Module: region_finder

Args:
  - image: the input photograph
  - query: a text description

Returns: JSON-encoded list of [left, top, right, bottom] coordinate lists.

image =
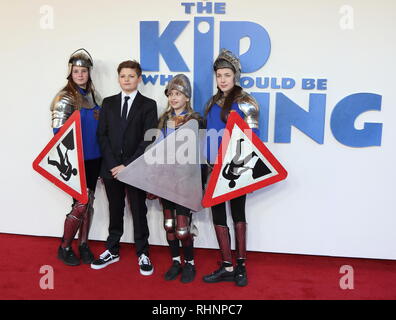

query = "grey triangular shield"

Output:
[[117, 119, 203, 212]]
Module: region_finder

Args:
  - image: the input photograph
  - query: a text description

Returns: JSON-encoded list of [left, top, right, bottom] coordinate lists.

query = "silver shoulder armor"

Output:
[[237, 94, 259, 129], [94, 91, 103, 107], [50, 91, 76, 128]]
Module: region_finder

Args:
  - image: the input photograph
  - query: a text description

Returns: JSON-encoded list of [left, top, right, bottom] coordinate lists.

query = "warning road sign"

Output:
[[32, 111, 88, 204], [202, 111, 287, 207]]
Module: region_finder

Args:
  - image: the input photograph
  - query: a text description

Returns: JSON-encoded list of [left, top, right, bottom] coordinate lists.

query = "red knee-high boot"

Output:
[[163, 208, 180, 258], [202, 225, 234, 283], [58, 201, 87, 266], [215, 225, 232, 263], [78, 190, 95, 264]]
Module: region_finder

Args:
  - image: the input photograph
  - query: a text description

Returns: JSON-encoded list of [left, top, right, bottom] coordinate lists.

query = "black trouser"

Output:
[[211, 194, 246, 226], [103, 178, 149, 257]]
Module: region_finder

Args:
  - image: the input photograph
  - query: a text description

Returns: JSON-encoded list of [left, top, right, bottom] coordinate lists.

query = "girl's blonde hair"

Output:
[[158, 91, 194, 130]]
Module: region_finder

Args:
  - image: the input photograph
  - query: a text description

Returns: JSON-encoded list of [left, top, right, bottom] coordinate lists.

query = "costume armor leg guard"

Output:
[[164, 208, 177, 242], [77, 190, 95, 264], [78, 190, 95, 245], [233, 222, 248, 286], [175, 215, 194, 261], [175, 215, 192, 242], [234, 222, 247, 260], [61, 201, 87, 248], [78, 205, 92, 245], [214, 225, 232, 264], [167, 232, 177, 241], [163, 209, 176, 233]]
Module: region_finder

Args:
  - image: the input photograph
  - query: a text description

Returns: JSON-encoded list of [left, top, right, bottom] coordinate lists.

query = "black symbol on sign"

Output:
[[47, 131, 77, 181], [222, 138, 271, 188]]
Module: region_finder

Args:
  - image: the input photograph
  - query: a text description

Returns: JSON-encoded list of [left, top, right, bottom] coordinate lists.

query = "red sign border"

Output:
[[202, 111, 288, 208], [32, 111, 88, 204]]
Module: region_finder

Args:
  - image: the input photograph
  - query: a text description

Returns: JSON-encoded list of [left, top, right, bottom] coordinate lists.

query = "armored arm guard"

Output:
[[237, 92, 259, 129], [50, 91, 76, 128]]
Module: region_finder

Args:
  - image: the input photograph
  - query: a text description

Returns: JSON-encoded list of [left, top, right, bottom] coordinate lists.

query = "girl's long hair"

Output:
[[158, 98, 194, 130], [205, 84, 242, 123], [62, 66, 97, 108]]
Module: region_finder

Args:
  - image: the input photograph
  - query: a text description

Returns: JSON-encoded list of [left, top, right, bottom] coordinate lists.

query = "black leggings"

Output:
[[84, 158, 102, 191], [71, 158, 101, 205], [211, 195, 246, 226], [161, 198, 191, 218]]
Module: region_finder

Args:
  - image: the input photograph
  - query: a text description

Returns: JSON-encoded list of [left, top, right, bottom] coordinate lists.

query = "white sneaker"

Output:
[[138, 254, 154, 276], [90, 250, 120, 270]]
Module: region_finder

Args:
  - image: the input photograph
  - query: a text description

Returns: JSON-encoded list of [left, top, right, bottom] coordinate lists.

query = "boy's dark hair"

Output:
[[117, 60, 142, 77]]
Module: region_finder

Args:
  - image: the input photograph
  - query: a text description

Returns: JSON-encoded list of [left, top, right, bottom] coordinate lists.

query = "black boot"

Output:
[[164, 260, 182, 280], [58, 246, 80, 266], [234, 259, 248, 287], [181, 262, 196, 283], [79, 243, 94, 264], [203, 262, 235, 283]]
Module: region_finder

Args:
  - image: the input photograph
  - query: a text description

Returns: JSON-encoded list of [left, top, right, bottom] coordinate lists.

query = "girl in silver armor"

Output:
[[156, 74, 203, 283], [202, 49, 260, 286], [50, 49, 102, 266]]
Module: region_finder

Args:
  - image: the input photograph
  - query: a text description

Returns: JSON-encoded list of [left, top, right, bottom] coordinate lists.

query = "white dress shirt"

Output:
[[121, 90, 138, 117]]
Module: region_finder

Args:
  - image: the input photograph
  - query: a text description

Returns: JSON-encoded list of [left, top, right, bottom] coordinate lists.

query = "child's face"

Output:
[[168, 89, 189, 113], [216, 68, 235, 95], [71, 66, 89, 88], [118, 68, 141, 93]]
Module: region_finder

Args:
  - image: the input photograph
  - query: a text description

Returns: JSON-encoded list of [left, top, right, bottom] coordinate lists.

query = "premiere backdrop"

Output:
[[1, 0, 395, 259]]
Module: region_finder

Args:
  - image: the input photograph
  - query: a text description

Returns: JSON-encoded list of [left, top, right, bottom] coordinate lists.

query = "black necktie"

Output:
[[121, 96, 130, 121]]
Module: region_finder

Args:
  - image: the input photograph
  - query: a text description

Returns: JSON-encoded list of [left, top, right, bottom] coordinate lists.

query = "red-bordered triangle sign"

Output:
[[32, 111, 88, 204], [202, 111, 288, 208]]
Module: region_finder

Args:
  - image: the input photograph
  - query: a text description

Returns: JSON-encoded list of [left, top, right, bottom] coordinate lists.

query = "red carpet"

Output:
[[1, 233, 396, 300]]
